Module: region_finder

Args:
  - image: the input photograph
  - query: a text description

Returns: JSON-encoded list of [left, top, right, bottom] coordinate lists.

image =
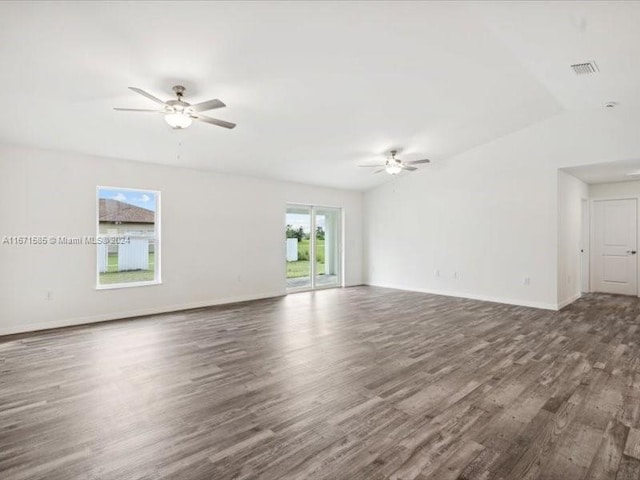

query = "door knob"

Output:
[[628, 250, 637, 255]]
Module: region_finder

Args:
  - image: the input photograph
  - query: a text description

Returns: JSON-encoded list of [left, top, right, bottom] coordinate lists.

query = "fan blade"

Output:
[[114, 108, 162, 112], [359, 164, 384, 168], [128, 87, 166, 105], [192, 114, 236, 129], [401, 165, 418, 171], [190, 98, 225, 112], [404, 159, 430, 165]]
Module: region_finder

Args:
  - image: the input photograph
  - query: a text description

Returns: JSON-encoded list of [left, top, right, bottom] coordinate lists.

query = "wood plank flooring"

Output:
[[1, 286, 640, 479]]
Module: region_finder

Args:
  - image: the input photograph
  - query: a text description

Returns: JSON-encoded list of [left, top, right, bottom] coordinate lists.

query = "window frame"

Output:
[[95, 186, 162, 290]]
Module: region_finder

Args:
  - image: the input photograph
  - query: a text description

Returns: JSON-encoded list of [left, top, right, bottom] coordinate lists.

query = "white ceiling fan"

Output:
[[360, 150, 430, 175], [114, 85, 236, 130]]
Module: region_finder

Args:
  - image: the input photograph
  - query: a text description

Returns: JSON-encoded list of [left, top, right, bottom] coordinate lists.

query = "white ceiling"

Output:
[[564, 158, 640, 185], [0, 1, 638, 190]]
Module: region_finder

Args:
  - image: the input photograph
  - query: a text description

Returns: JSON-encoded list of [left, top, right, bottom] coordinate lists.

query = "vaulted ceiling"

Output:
[[0, 1, 638, 190]]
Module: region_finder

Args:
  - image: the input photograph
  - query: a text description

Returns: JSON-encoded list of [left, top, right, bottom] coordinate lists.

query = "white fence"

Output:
[[286, 238, 298, 261], [99, 235, 152, 272], [98, 243, 108, 273], [118, 238, 149, 271]]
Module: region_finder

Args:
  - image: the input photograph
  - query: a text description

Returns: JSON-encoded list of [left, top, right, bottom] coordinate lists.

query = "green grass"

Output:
[[286, 260, 325, 278], [99, 252, 155, 285], [286, 239, 326, 278], [296, 239, 324, 262]]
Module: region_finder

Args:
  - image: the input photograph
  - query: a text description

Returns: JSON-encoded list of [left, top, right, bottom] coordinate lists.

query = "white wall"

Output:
[[364, 109, 640, 310], [0, 144, 363, 335], [557, 171, 588, 308], [590, 180, 640, 199]]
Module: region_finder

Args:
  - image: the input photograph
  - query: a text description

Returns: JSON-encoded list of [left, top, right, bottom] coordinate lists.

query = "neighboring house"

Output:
[[99, 199, 156, 253], [98, 199, 155, 235]]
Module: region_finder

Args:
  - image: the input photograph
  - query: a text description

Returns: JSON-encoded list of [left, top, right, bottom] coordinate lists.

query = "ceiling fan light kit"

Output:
[[360, 149, 430, 176], [115, 85, 236, 130], [385, 162, 402, 175], [165, 112, 193, 129]]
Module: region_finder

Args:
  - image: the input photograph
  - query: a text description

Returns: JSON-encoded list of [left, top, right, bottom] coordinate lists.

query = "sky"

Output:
[[98, 187, 157, 212]]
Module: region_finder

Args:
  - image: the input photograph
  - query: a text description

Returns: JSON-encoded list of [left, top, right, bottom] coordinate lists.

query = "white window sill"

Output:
[[96, 280, 162, 290]]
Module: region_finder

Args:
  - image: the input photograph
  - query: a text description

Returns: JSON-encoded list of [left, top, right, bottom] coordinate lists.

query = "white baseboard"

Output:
[[366, 282, 559, 311], [1, 284, 567, 337], [0, 290, 286, 337], [557, 292, 582, 310]]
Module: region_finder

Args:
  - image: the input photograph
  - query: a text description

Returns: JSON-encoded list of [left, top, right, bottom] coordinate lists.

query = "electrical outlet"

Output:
[[452, 271, 459, 279], [434, 269, 440, 277], [46, 290, 53, 301], [523, 277, 531, 286]]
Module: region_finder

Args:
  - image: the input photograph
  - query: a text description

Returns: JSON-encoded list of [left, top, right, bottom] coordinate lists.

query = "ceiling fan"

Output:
[[114, 85, 236, 130], [360, 150, 430, 175]]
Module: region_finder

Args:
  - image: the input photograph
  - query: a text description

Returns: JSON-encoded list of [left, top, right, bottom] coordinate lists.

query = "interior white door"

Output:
[[591, 199, 638, 296]]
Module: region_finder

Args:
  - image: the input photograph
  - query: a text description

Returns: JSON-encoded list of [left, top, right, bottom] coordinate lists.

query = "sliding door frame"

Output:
[[285, 203, 343, 292]]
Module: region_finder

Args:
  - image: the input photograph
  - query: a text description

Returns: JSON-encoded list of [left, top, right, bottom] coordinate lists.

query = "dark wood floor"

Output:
[[1, 287, 640, 479]]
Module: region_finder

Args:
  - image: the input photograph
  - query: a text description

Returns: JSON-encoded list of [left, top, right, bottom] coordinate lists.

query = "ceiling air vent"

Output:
[[570, 62, 599, 75]]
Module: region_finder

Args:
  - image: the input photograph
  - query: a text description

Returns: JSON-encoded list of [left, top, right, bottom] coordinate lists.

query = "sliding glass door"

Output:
[[285, 205, 313, 290], [286, 204, 341, 291]]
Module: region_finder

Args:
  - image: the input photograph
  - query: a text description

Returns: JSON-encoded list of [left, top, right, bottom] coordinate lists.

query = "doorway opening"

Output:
[[285, 204, 342, 291], [561, 160, 640, 304], [580, 198, 590, 293]]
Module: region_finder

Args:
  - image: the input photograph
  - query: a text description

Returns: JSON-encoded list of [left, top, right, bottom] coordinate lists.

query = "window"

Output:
[[96, 186, 160, 288]]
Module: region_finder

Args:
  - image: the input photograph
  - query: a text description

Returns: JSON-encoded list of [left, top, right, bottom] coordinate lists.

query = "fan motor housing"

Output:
[[165, 99, 190, 111]]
